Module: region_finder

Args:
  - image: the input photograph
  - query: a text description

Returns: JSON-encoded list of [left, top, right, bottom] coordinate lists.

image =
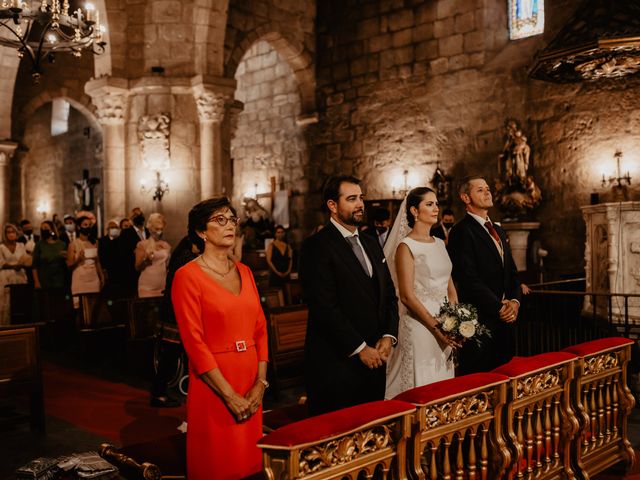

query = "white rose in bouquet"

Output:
[[459, 321, 476, 339], [458, 306, 471, 317], [441, 315, 457, 332]]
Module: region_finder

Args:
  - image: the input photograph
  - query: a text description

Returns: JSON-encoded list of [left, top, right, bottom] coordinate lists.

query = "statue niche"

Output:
[[494, 119, 542, 220]]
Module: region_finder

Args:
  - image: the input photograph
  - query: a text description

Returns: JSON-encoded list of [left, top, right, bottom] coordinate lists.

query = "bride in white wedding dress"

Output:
[[384, 187, 461, 399]]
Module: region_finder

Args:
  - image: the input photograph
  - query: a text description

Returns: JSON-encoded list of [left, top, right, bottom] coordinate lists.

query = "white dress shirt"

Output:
[[329, 217, 397, 356]]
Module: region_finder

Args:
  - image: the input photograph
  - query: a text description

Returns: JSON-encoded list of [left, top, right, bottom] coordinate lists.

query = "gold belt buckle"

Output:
[[235, 340, 247, 352]]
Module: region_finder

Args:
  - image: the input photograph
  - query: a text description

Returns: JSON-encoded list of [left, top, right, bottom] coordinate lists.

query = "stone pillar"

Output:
[[85, 77, 129, 221], [501, 221, 540, 272], [192, 77, 236, 199], [0, 141, 18, 228]]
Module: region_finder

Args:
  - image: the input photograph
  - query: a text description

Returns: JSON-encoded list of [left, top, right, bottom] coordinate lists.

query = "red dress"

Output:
[[172, 261, 269, 480]]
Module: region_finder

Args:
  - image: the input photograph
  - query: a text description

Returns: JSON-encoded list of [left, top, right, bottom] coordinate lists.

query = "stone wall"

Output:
[[18, 102, 103, 225], [312, 0, 640, 278], [231, 40, 306, 223]]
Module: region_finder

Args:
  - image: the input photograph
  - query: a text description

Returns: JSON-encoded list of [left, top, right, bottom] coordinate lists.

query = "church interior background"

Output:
[[2, 0, 640, 477]]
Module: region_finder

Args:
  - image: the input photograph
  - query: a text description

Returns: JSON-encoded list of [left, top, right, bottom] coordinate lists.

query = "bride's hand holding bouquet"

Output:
[[436, 299, 491, 363]]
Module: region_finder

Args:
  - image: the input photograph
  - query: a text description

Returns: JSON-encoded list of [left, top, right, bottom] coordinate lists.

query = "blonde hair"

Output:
[[147, 213, 166, 229]]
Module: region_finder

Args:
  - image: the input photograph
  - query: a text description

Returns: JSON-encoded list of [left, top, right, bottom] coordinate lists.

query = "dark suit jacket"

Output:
[[118, 226, 149, 297], [447, 213, 521, 374], [299, 221, 399, 414], [430, 224, 447, 241]]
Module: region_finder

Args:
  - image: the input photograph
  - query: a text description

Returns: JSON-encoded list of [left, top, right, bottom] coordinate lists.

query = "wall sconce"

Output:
[[392, 170, 411, 198], [36, 201, 49, 218], [141, 171, 169, 202], [602, 150, 631, 189]]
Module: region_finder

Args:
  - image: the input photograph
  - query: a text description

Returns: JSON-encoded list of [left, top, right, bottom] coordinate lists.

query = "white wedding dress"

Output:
[[385, 236, 455, 399]]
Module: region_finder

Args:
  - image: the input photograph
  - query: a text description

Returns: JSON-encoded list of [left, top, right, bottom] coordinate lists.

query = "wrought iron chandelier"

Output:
[[0, 0, 106, 84]]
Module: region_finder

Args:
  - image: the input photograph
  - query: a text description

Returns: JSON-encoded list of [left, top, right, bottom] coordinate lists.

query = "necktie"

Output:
[[346, 236, 371, 277], [484, 221, 502, 246]]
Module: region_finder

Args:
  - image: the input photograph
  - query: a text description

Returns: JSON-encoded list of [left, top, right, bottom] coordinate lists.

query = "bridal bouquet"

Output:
[[437, 299, 491, 347]]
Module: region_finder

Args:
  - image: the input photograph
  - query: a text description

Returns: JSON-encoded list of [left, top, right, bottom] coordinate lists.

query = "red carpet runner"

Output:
[[43, 362, 186, 446]]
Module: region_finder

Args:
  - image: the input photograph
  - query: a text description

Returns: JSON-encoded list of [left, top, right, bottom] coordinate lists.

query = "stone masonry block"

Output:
[[415, 2, 437, 24], [151, 1, 182, 24], [439, 34, 464, 57], [455, 11, 475, 33], [413, 23, 434, 43], [350, 57, 368, 76], [430, 57, 449, 75], [448, 53, 469, 71], [434, 17, 454, 38], [358, 17, 380, 39], [388, 10, 414, 32], [369, 34, 392, 53], [393, 28, 413, 47], [415, 39, 439, 61], [464, 30, 485, 52]]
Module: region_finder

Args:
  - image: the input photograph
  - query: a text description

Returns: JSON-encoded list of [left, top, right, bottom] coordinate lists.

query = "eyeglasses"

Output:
[[208, 215, 239, 227]]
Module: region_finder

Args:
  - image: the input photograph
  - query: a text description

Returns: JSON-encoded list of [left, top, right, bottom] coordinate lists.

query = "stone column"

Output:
[[85, 77, 129, 221], [0, 141, 18, 228], [501, 221, 540, 272], [192, 77, 236, 199]]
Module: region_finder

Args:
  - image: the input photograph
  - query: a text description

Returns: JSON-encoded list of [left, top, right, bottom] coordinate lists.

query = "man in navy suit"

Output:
[[300, 176, 399, 415], [447, 175, 521, 374]]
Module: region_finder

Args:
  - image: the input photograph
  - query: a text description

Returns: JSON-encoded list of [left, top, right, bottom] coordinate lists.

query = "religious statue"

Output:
[[494, 119, 541, 220], [241, 198, 274, 250], [430, 164, 453, 207]]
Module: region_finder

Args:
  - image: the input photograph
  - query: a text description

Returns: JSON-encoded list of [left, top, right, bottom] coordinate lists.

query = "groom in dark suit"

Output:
[[447, 175, 521, 375], [300, 176, 399, 415]]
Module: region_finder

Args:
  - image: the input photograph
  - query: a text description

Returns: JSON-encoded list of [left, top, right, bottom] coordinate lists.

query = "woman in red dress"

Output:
[[172, 197, 269, 480]]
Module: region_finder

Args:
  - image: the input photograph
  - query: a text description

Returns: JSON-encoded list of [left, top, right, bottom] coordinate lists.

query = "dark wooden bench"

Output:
[[267, 305, 308, 396]]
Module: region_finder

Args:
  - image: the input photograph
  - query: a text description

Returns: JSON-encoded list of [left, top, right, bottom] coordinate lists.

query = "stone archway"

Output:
[[229, 35, 311, 241], [16, 97, 103, 224]]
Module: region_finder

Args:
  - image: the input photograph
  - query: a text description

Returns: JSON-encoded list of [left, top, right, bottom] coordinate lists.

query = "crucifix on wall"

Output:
[[73, 169, 100, 211]]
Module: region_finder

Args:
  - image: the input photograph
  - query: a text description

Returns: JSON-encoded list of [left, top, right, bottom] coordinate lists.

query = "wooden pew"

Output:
[[493, 352, 580, 480], [260, 288, 285, 310], [267, 305, 308, 396], [394, 373, 511, 480], [563, 337, 636, 478], [259, 400, 415, 480], [0, 324, 44, 432]]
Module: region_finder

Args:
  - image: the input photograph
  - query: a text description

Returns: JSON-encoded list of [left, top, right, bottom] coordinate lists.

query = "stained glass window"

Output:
[[509, 0, 544, 40]]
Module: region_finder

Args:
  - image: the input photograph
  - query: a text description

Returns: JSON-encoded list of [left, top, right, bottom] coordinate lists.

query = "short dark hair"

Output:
[[188, 197, 237, 252], [459, 175, 487, 196], [406, 187, 436, 228], [372, 207, 390, 223], [442, 208, 454, 217], [19, 219, 31, 227], [274, 225, 285, 232], [322, 175, 361, 209]]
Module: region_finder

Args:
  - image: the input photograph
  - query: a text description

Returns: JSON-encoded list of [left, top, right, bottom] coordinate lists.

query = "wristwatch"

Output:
[[258, 378, 269, 389]]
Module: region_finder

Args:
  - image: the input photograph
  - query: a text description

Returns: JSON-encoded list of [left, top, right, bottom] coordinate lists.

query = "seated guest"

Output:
[[135, 213, 171, 298], [266, 225, 292, 287], [0, 224, 29, 324], [150, 235, 200, 408], [67, 216, 104, 308], [172, 197, 269, 480]]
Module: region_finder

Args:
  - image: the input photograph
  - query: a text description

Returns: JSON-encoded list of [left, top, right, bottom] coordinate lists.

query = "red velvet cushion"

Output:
[[562, 337, 634, 357], [492, 352, 576, 377], [257, 400, 415, 448], [393, 373, 508, 405]]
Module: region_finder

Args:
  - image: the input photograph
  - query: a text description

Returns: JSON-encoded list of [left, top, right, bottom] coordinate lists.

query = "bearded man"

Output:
[[299, 175, 399, 415]]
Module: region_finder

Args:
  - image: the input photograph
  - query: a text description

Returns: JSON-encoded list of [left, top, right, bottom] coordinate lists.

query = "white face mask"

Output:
[[65, 223, 75, 233], [109, 228, 121, 238], [152, 230, 163, 239]]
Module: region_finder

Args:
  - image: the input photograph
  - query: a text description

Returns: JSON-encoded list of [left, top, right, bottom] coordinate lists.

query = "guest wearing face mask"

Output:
[[99, 219, 122, 297], [67, 216, 104, 308], [363, 207, 391, 248], [135, 213, 171, 298], [118, 208, 150, 298], [0, 224, 29, 324], [60, 214, 77, 246], [430, 208, 456, 245]]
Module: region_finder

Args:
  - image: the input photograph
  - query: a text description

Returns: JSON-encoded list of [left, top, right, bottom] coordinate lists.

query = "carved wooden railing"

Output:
[[394, 373, 511, 480], [258, 399, 415, 480], [99, 443, 162, 480], [493, 352, 579, 480], [563, 337, 636, 479]]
